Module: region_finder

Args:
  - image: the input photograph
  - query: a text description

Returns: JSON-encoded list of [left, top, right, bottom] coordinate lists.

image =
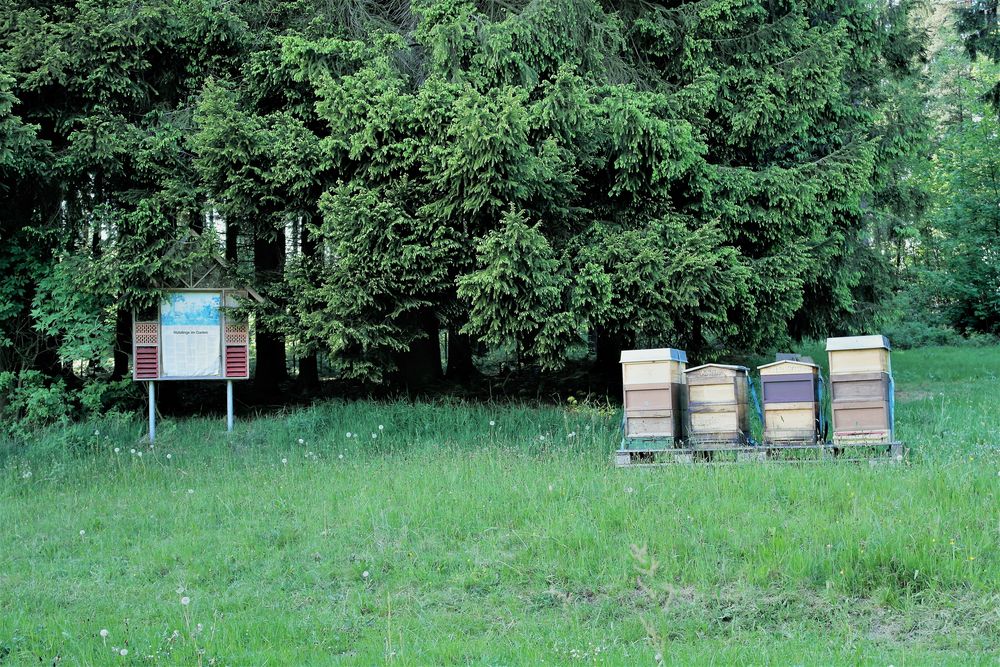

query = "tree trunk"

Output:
[[392, 310, 442, 393], [444, 327, 479, 385], [253, 228, 287, 390], [225, 218, 238, 264], [593, 326, 625, 394], [296, 222, 320, 390], [111, 307, 131, 380]]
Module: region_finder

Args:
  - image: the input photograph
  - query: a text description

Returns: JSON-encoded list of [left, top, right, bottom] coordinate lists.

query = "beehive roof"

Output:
[[620, 348, 688, 363], [684, 363, 749, 373], [825, 335, 890, 351], [758, 360, 818, 370]]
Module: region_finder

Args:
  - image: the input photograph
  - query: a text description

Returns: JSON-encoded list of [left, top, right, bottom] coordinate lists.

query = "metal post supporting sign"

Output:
[[226, 380, 234, 432], [148, 381, 156, 443]]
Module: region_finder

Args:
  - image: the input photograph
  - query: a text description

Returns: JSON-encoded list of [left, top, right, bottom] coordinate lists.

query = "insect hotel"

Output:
[[683, 364, 752, 447], [617, 348, 688, 457], [757, 360, 821, 444], [826, 336, 896, 448], [133, 234, 263, 441]]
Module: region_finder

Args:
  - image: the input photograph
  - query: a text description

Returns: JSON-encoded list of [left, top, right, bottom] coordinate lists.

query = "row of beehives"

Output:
[[620, 336, 894, 449]]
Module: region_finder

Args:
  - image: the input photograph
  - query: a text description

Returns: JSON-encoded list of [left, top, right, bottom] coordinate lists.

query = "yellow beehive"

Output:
[[620, 348, 687, 447], [684, 364, 751, 447], [758, 360, 820, 444], [826, 335, 891, 375]]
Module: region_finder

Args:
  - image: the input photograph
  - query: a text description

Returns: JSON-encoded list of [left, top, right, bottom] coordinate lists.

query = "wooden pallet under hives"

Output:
[[614, 440, 907, 467]]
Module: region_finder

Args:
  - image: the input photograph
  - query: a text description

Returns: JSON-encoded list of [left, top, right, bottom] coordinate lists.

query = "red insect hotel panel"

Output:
[[133, 321, 160, 379], [224, 319, 250, 379]]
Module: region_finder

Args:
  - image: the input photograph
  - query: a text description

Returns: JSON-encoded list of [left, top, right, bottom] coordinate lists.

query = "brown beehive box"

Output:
[[620, 348, 687, 447], [758, 360, 820, 444], [684, 364, 751, 447], [826, 336, 894, 444]]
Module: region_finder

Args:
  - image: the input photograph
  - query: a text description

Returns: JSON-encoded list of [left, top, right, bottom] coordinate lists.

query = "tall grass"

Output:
[[0, 346, 998, 663]]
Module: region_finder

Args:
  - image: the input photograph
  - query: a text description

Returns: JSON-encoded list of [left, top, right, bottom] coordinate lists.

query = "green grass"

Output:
[[1, 346, 999, 664]]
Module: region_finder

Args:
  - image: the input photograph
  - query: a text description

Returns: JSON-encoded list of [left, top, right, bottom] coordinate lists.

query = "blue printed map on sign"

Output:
[[160, 292, 221, 326]]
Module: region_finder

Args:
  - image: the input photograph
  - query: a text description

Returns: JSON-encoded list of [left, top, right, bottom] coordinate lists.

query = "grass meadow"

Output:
[[1, 345, 999, 664]]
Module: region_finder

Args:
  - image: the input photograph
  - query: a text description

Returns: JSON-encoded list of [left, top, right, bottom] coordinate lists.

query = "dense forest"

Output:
[[0, 0, 997, 426]]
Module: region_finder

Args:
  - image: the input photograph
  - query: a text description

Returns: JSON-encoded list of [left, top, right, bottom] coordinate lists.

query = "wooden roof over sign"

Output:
[[156, 229, 264, 302]]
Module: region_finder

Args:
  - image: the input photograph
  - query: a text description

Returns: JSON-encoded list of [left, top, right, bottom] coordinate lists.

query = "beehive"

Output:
[[827, 335, 891, 375], [758, 360, 820, 444], [684, 364, 751, 446], [620, 348, 688, 448], [826, 336, 894, 444]]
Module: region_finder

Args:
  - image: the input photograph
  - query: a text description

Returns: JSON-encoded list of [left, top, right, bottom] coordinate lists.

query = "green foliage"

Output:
[[457, 208, 581, 368], [2, 0, 944, 400], [891, 7, 1000, 340]]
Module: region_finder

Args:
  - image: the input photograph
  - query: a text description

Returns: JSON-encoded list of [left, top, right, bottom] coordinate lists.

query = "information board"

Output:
[[160, 291, 222, 378]]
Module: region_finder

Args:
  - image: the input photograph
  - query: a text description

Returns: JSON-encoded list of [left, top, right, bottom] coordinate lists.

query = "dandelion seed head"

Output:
[[166, 454, 171, 459], [137, 452, 143, 458], [187, 489, 194, 494], [298, 438, 304, 444], [338, 453, 344, 459], [281, 458, 287, 465], [180, 596, 190, 606], [80, 529, 86, 536], [489, 420, 495, 427], [130, 448, 136, 454], [378, 424, 384, 430], [119, 648, 128, 656], [345, 431, 351, 438], [94, 430, 100, 436], [114, 447, 120, 453], [22, 471, 31, 479], [362, 570, 369, 579]]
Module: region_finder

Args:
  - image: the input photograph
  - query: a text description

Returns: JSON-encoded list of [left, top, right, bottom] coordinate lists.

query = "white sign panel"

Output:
[[160, 292, 222, 378]]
